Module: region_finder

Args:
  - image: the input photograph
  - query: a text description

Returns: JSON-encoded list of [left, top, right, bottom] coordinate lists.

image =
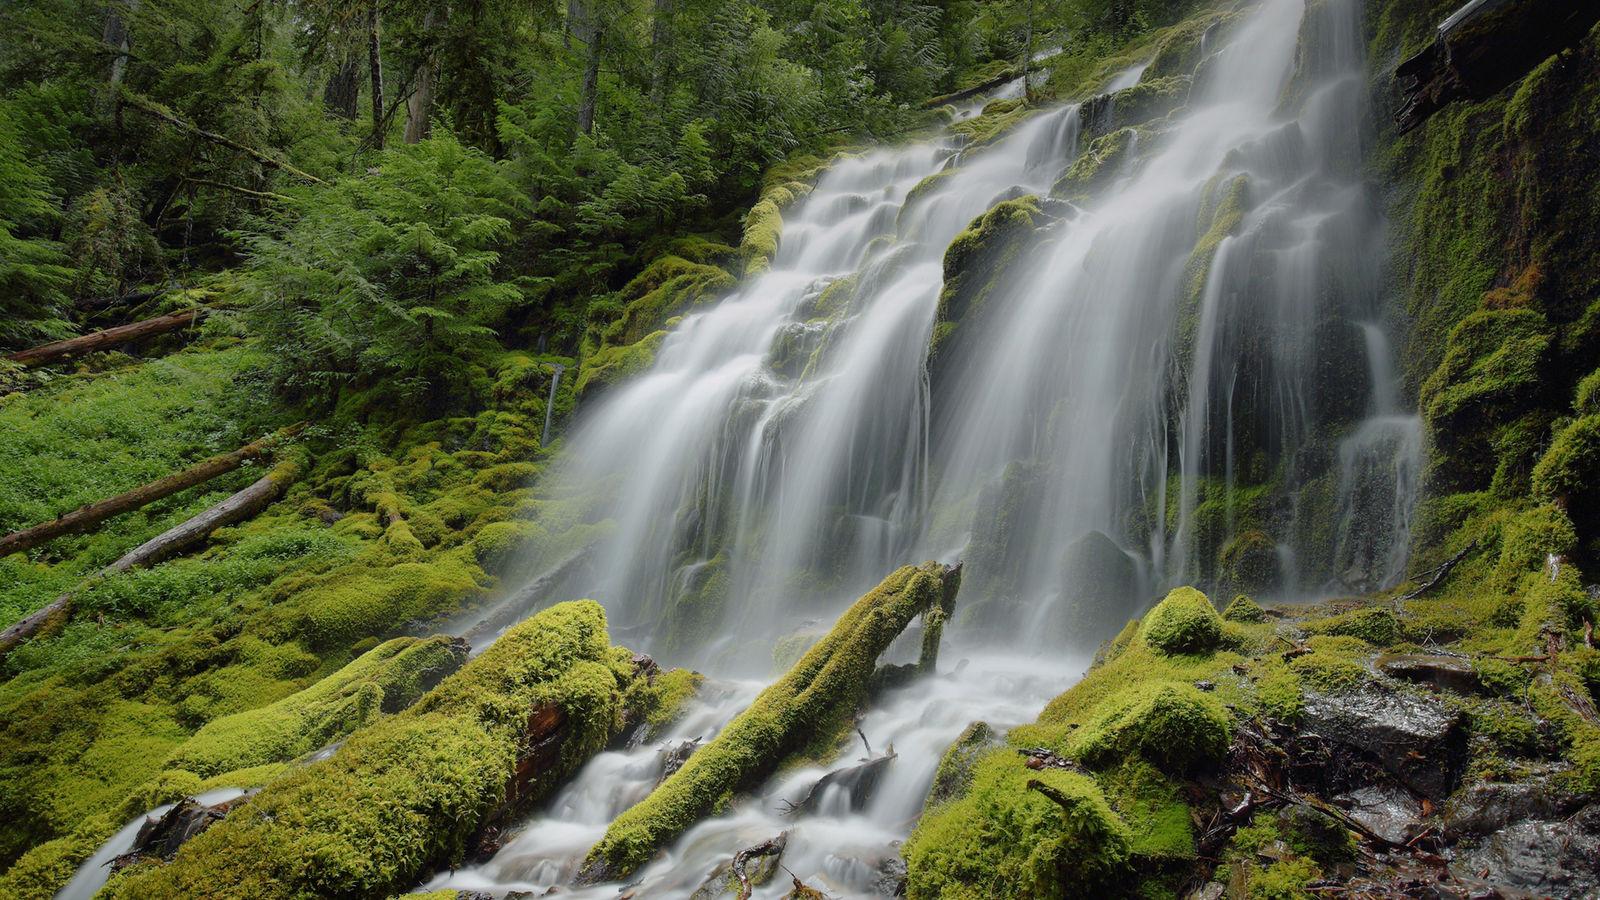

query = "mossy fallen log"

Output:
[[576, 561, 962, 884], [97, 600, 678, 900], [3, 307, 207, 367], [0, 423, 304, 560], [0, 454, 303, 658]]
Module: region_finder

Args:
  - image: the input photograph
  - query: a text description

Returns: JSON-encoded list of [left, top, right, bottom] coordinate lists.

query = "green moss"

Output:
[[100, 600, 639, 900], [0, 817, 114, 900], [1288, 636, 1372, 693], [580, 562, 957, 881], [623, 667, 705, 741], [740, 198, 784, 277], [1051, 128, 1135, 204], [162, 635, 467, 778], [924, 721, 998, 813], [612, 255, 736, 346], [575, 330, 666, 399], [1306, 607, 1398, 646], [1173, 174, 1250, 370], [1139, 587, 1226, 656], [1223, 594, 1266, 623], [772, 632, 822, 673], [937, 196, 1044, 333], [1220, 531, 1280, 593], [1097, 760, 1195, 861], [1071, 681, 1229, 775], [904, 762, 1131, 900], [1532, 413, 1600, 502]]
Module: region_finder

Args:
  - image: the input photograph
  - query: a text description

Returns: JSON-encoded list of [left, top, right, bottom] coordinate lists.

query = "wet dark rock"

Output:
[[1448, 804, 1600, 899], [1395, 0, 1600, 132], [1300, 685, 1468, 799], [872, 855, 909, 897], [1050, 530, 1140, 651], [787, 752, 896, 816], [111, 791, 255, 871], [1441, 778, 1588, 839], [658, 737, 701, 785], [1335, 784, 1427, 845], [1182, 883, 1226, 900], [1377, 653, 1482, 695]]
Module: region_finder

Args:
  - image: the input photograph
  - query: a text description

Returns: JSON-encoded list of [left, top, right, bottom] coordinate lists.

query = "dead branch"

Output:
[[1398, 539, 1477, 602], [119, 90, 326, 185]]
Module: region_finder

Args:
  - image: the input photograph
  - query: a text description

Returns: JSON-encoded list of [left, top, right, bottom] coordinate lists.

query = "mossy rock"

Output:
[[1051, 128, 1135, 205], [1223, 594, 1266, 623], [99, 601, 640, 900], [1139, 587, 1225, 656], [1307, 607, 1398, 646], [1220, 531, 1281, 594], [1071, 681, 1230, 775], [905, 757, 1131, 900], [923, 721, 1000, 813], [740, 198, 784, 276], [575, 331, 667, 399]]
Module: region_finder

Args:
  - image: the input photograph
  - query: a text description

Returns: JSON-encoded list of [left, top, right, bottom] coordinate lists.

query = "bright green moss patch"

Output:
[[162, 635, 467, 778], [579, 562, 958, 882], [100, 600, 640, 900], [740, 198, 784, 276], [575, 330, 666, 398], [905, 762, 1131, 900], [1140, 587, 1226, 655], [1071, 681, 1230, 774], [1223, 594, 1266, 623], [1051, 127, 1135, 204], [1306, 607, 1398, 646]]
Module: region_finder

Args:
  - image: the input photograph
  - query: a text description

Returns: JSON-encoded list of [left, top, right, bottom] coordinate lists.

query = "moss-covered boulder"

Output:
[[1139, 587, 1225, 655], [1050, 127, 1135, 204], [99, 601, 654, 900], [740, 197, 784, 276], [1222, 594, 1266, 623], [904, 763, 1131, 899], [1071, 681, 1230, 775], [922, 721, 1000, 813]]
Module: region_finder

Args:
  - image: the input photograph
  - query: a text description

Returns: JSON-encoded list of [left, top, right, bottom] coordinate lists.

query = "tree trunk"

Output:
[[404, 8, 439, 145], [0, 457, 300, 657], [324, 53, 361, 120], [103, 0, 139, 85], [5, 307, 206, 367], [648, 0, 676, 104], [0, 425, 303, 559], [573, 0, 603, 136], [1023, 0, 1036, 101], [368, 7, 385, 149]]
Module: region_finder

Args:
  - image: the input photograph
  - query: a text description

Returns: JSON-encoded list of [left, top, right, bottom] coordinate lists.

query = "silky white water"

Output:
[[423, 0, 1424, 895]]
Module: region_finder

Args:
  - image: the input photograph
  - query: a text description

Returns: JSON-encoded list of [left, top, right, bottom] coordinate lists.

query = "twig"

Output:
[[119, 89, 326, 184], [856, 727, 872, 757], [1398, 539, 1477, 602]]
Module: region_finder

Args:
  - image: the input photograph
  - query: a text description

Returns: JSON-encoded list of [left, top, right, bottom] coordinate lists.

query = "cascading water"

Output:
[[431, 0, 1421, 894]]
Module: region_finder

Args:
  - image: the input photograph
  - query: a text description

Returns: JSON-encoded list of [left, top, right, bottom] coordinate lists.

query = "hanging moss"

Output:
[[611, 255, 737, 346], [577, 562, 959, 883]]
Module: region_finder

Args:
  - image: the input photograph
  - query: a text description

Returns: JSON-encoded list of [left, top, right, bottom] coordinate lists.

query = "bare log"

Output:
[[5, 307, 206, 367], [0, 424, 304, 558], [0, 456, 300, 656]]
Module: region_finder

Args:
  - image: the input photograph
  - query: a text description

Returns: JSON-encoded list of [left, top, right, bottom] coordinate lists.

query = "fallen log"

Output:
[[576, 561, 962, 884], [5, 307, 206, 368], [0, 423, 303, 559], [0, 455, 301, 656], [119, 90, 327, 185]]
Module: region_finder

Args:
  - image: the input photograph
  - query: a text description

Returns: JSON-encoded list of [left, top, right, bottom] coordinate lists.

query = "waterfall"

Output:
[[540, 363, 565, 449], [432, 1, 1421, 892]]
